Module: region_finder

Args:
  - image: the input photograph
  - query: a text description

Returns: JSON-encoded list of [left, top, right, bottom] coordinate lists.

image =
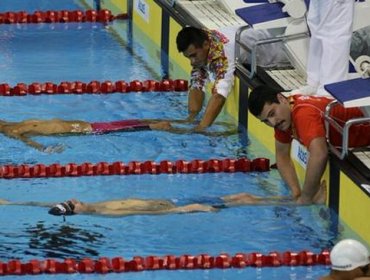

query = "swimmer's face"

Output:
[[257, 94, 292, 131], [182, 41, 210, 68]]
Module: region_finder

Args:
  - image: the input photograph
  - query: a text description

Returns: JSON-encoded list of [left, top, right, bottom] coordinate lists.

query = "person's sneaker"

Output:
[[284, 84, 318, 97]]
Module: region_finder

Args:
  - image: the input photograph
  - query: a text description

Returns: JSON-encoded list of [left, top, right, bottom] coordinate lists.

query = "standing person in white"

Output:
[[300, 0, 355, 96]]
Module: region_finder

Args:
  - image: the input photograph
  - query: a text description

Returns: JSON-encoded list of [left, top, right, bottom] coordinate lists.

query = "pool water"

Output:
[[0, 21, 159, 85], [0, 0, 342, 279], [0, 0, 84, 12]]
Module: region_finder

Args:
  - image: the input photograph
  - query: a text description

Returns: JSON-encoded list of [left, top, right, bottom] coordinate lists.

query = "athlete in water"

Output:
[[0, 118, 236, 152], [0, 185, 327, 217]]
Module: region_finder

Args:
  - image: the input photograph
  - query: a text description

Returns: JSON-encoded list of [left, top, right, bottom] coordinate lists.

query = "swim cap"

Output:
[[330, 239, 370, 271], [48, 200, 75, 216]]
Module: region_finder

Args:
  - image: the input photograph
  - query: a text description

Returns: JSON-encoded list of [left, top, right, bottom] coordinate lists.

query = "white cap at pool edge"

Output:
[[330, 239, 369, 271]]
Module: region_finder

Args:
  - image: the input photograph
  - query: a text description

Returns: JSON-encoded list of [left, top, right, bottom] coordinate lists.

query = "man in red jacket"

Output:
[[248, 85, 370, 204]]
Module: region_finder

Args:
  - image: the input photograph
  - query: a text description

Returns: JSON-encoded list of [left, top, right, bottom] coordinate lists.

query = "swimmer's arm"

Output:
[[142, 119, 190, 124], [144, 119, 237, 128], [171, 126, 238, 137], [149, 122, 237, 136], [223, 199, 294, 207], [0, 200, 55, 208], [86, 206, 215, 217], [4, 131, 64, 153], [3, 131, 46, 151], [19, 136, 46, 151], [221, 193, 295, 206], [87, 209, 182, 217]]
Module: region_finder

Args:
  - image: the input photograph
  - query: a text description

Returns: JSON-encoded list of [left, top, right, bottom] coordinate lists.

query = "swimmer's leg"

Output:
[[221, 193, 295, 206], [171, 203, 218, 213]]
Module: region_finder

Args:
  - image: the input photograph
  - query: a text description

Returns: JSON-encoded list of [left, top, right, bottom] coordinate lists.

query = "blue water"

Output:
[[0, 22, 159, 85], [0, 0, 338, 279], [0, 0, 83, 12]]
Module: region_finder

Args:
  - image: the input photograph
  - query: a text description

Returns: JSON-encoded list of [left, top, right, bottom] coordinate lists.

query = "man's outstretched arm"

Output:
[[195, 93, 226, 131], [297, 137, 328, 204], [275, 140, 301, 199], [187, 88, 205, 122]]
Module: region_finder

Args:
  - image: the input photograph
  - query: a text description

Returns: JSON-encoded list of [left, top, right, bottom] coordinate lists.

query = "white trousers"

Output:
[[306, 0, 354, 94]]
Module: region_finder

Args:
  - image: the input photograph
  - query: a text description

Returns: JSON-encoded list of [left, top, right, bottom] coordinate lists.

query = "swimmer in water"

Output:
[[0, 118, 237, 153], [0, 185, 327, 217]]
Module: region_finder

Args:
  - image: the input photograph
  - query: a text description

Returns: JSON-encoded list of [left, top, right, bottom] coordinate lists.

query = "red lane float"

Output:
[[0, 9, 127, 24], [0, 250, 331, 276], [0, 79, 188, 96], [0, 158, 270, 179]]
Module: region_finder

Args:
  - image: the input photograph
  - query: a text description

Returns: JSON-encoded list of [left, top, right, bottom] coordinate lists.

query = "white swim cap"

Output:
[[330, 239, 370, 271]]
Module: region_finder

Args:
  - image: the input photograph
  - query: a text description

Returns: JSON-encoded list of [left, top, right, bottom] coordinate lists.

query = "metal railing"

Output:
[[235, 25, 308, 79], [324, 100, 370, 159]]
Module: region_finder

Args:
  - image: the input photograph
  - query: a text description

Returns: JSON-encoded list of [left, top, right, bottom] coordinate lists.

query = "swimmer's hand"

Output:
[[42, 144, 65, 153]]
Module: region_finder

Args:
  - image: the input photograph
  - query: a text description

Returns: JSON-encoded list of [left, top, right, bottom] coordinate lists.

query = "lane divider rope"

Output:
[[0, 79, 188, 96], [0, 251, 331, 276], [0, 9, 127, 24], [0, 158, 270, 179]]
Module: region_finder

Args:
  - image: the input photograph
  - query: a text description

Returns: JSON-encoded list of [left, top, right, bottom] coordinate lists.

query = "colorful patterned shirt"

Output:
[[189, 27, 236, 98]]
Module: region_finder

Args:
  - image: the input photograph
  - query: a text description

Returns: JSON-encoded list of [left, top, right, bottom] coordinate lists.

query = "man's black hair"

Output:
[[248, 85, 282, 117], [176, 26, 208, 52]]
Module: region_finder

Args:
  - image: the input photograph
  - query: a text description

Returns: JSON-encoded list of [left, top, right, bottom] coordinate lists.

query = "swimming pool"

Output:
[[0, 0, 341, 279]]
